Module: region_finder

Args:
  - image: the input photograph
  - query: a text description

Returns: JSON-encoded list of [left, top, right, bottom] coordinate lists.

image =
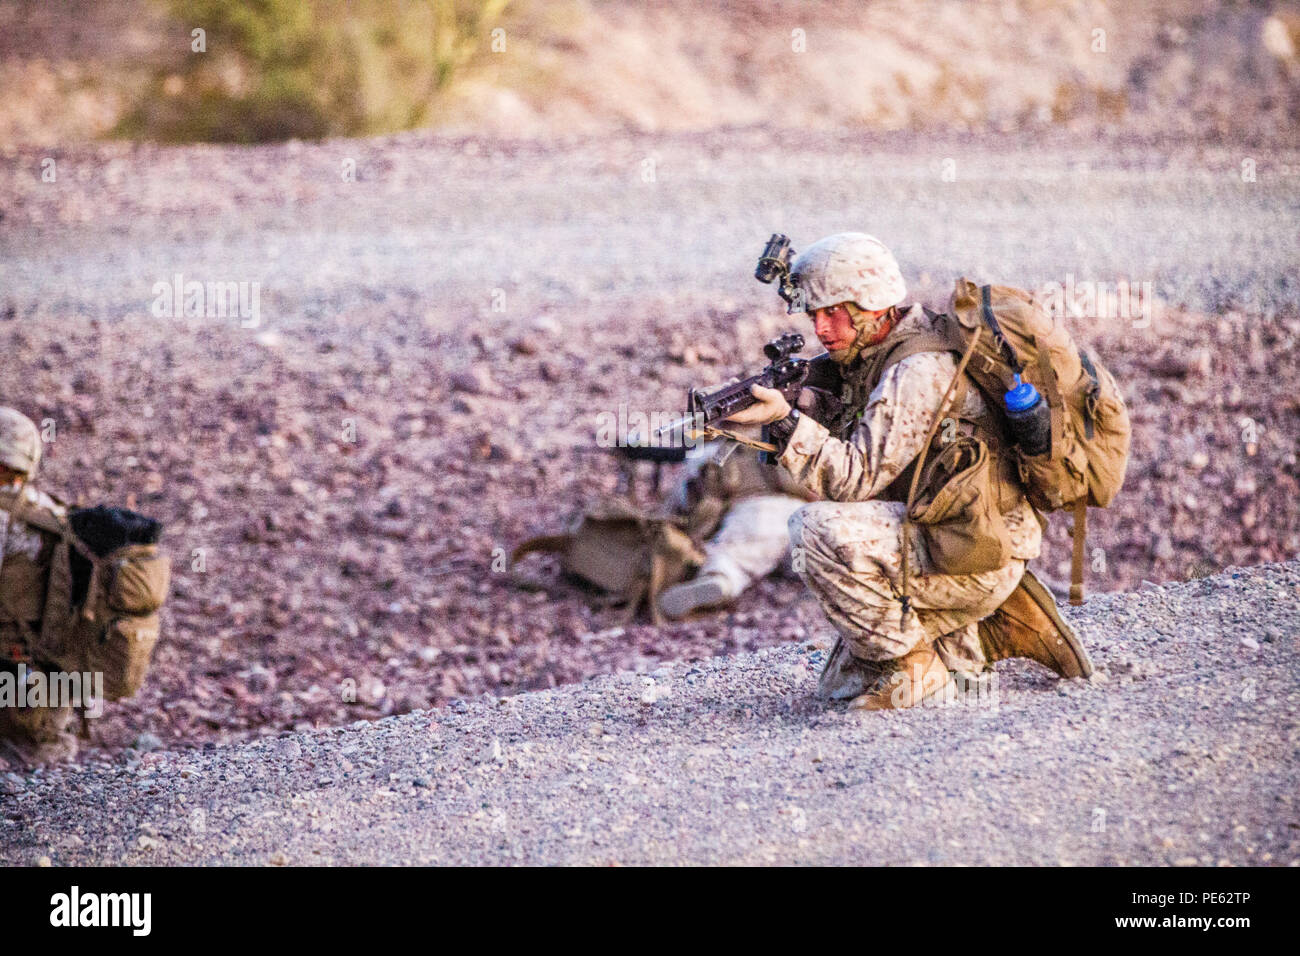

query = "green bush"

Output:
[[118, 0, 513, 143]]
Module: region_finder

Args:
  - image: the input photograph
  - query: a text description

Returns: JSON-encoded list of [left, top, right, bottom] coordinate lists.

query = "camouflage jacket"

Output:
[[777, 304, 1042, 561]]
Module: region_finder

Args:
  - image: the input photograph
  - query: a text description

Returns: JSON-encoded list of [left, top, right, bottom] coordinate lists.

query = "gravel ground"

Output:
[[2, 561, 1296, 866], [4, 128, 1299, 318], [0, 127, 1297, 758]]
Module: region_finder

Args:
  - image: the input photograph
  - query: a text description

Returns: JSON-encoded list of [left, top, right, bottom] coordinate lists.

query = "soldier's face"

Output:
[[810, 304, 856, 351]]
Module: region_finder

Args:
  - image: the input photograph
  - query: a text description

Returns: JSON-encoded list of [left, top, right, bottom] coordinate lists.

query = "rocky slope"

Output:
[[2, 561, 1297, 865]]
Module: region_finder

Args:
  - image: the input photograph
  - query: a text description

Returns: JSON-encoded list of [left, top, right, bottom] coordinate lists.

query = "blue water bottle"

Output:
[[1003, 375, 1051, 456]]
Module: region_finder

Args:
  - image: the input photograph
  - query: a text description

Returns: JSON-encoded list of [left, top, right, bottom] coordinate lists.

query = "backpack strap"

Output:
[[508, 533, 573, 595], [880, 330, 958, 373], [1077, 349, 1100, 440], [646, 544, 670, 626], [0, 489, 71, 658], [1069, 498, 1087, 605], [0, 489, 97, 565], [1036, 346, 1066, 461], [0, 489, 67, 537], [979, 284, 1024, 376], [898, 327, 984, 630], [510, 534, 571, 563], [878, 319, 975, 422], [0, 593, 39, 660]]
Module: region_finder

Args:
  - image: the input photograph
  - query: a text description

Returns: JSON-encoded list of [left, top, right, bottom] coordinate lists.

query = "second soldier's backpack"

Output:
[[511, 497, 706, 625], [0, 493, 171, 701]]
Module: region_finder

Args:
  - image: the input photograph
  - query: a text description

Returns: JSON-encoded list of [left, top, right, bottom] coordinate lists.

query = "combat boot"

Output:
[[657, 573, 733, 620], [0, 692, 79, 767], [0, 731, 77, 767], [977, 568, 1093, 678], [848, 641, 956, 711], [817, 637, 885, 701]]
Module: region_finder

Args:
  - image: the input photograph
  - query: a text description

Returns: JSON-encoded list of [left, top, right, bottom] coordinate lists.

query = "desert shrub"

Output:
[[117, 0, 512, 143]]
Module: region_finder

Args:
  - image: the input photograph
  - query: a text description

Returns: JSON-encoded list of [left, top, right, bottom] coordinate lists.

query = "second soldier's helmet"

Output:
[[790, 232, 907, 312], [0, 408, 41, 478]]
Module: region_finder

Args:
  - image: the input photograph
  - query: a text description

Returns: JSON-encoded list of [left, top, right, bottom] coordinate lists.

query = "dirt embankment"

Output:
[[2, 0, 1298, 145]]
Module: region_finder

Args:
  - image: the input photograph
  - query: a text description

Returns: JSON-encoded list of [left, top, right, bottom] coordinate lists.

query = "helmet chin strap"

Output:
[[831, 304, 899, 364], [864, 306, 899, 345]]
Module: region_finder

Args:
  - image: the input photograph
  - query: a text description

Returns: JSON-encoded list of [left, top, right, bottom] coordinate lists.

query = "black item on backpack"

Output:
[[67, 506, 164, 605]]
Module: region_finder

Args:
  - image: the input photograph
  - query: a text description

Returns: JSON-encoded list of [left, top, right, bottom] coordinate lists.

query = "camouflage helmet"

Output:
[[790, 232, 907, 312], [0, 408, 41, 478]]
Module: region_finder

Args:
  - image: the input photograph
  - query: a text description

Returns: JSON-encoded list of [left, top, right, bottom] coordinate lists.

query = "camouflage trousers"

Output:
[[0, 656, 78, 765], [789, 500, 1025, 674], [698, 494, 807, 600]]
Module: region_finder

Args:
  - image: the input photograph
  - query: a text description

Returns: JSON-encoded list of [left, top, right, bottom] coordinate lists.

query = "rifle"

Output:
[[655, 331, 841, 455], [658, 232, 843, 455], [576, 443, 688, 502]]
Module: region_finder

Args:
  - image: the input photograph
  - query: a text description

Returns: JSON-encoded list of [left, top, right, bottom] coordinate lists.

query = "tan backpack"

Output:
[[918, 279, 1132, 603], [0, 493, 171, 701], [511, 497, 706, 625]]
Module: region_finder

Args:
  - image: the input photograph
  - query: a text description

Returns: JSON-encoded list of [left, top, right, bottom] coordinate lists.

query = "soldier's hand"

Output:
[[725, 384, 792, 425]]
